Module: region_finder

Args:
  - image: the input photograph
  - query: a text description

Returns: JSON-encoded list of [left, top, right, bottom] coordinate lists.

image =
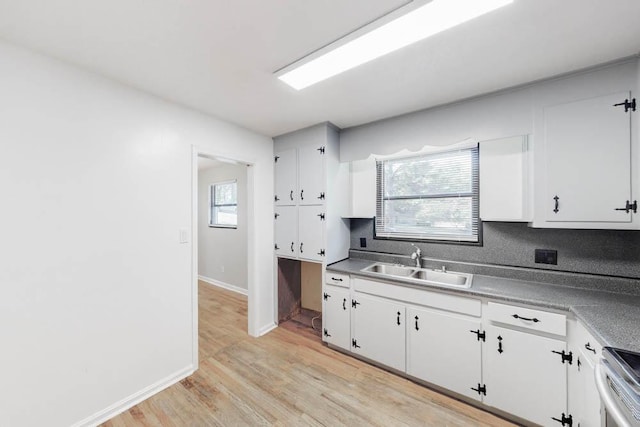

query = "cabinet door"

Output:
[[274, 206, 298, 258], [298, 206, 325, 262], [544, 91, 632, 222], [484, 325, 567, 426], [568, 350, 601, 427], [407, 307, 482, 400], [298, 145, 325, 206], [351, 293, 405, 372], [568, 321, 603, 427], [479, 136, 529, 222], [322, 285, 350, 350], [275, 148, 297, 206]]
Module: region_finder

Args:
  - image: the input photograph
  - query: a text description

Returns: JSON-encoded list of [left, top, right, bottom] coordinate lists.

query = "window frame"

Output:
[[374, 146, 481, 245], [208, 179, 238, 229]]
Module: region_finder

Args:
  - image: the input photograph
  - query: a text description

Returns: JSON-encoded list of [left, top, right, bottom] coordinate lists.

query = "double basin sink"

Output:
[[360, 262, 473, 289]]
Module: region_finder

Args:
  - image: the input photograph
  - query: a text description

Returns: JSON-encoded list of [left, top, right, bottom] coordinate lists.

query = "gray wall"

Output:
[[198, 163, 248, 290], [351, 219, 640, 280], [340, 58, 639, 161]]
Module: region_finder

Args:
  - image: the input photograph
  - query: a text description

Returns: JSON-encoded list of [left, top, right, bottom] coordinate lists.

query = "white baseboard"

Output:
[[198, 275, 248, 296], [72, 365, 195, 427], [258, 322, 278, 336]]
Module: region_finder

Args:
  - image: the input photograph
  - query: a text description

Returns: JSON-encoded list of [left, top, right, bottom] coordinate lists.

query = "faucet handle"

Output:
[[410, 243, 421, 256]]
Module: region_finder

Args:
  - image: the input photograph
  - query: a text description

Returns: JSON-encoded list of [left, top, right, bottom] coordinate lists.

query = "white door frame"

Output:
[[191, 146, 259, 369]]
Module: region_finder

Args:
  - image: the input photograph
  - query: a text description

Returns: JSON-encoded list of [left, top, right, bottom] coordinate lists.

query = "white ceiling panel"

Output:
[[0, 0, 638, 136]]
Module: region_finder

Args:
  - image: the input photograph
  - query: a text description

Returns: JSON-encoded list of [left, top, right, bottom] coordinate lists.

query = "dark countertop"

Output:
[[327, 258, 640, 353]]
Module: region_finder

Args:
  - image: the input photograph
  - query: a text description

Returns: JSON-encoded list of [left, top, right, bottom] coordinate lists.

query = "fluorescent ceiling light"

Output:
[[276, 0, 513, 90]]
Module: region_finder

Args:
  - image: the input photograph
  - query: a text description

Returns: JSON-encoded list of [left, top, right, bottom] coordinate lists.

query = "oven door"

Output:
[[596, 359, 640, 427]]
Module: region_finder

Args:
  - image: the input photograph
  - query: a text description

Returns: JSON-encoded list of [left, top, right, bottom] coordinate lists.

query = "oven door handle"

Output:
[[595, 359, 632, 427]]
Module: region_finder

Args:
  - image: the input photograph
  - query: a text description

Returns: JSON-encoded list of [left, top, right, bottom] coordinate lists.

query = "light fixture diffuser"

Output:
[[276, 0, 513, 90]]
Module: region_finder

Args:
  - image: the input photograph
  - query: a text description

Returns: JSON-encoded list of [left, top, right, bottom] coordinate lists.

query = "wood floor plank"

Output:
[[102, 281, 515, 427]]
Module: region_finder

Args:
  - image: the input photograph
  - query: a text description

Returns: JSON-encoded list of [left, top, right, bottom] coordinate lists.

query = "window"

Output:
[[375, 146, 479, 242], [209, 180, 238, 228]]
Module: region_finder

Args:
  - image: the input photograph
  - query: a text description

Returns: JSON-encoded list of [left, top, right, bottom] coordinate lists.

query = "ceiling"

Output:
[[0, 1, 639, 137]]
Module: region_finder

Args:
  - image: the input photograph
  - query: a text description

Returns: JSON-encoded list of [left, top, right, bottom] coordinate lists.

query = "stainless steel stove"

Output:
[[597, 347, 640, 427]]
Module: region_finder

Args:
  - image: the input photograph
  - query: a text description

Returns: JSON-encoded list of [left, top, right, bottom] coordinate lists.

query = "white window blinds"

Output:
[[376, 146, 479, 242], [209, 180, 238, 227]]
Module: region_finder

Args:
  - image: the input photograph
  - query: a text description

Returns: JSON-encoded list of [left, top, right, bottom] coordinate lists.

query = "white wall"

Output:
[[0, 40, 274, 427], [198, 163, 248, 291]]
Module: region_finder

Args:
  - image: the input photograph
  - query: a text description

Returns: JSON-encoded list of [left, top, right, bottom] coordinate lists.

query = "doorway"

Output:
[[192, 148, 256, 368]]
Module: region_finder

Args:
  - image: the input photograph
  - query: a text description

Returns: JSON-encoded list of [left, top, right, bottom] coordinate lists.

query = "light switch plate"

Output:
[[179, 228, 189, 244]]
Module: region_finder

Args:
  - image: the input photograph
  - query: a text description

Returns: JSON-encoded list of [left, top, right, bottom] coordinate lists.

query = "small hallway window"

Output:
[[209, 180, 238, 228]]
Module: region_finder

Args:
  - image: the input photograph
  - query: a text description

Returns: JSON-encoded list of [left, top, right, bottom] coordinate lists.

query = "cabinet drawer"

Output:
[[486, 302, 566, 336], [326, 272, 350, 287]]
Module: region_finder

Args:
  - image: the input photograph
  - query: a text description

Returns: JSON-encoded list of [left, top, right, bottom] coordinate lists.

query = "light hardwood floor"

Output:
[[102, 281, 515, 426]]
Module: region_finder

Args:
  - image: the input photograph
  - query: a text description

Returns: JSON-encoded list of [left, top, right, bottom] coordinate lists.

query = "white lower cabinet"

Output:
[[322, 285, 350, 350], [407, 306, 483, 400], [484, 325, 568, 427], [351, 292, 406, 372], [323, 274, 603, 426]]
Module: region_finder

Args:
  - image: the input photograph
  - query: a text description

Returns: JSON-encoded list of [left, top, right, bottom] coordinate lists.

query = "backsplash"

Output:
[[350, 219, 640, 280]]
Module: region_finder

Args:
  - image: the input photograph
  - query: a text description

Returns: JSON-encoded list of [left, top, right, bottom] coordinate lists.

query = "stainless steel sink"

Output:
[[411, 269, 470, 287], [360, 262, 473, 289], [361, 263, 417, 277]]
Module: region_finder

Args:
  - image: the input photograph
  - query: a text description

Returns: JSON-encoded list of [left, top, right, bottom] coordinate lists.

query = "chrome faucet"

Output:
[[410, 244, 422, 268]]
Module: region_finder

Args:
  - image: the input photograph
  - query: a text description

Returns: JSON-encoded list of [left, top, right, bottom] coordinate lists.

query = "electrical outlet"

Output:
[[535, 249, 557, 265], [360, 237, 367, 248]]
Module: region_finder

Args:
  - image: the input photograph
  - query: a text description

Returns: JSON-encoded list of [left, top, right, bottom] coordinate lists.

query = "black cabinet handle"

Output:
[[290, 190, 294, 201], [551, 413, 573, 426], [290, 242, 294, 252], [585, 342, 597, 354], [342, 298, 346, 310], [512, 314, 540, 323], [553, 195, 559, 213], [317, 192, 325, 200], [396, 311, 401, 326], [615, 200, 637, 213], [352, 299, 360, 308], [300, 189, 304, 200], [300, 242, 303, 253], [498, 335, 504, 354], [331, 277, 343, 282], [415, 315, 419, 331]]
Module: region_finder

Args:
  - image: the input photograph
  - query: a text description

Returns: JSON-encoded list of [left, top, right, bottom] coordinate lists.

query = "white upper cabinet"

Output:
[[479, 136, 530, 222], [274, 148, 297, 206], [273, 123, 350, 264], [344, 158, 376, 218], [298, 145, 325, 205], [274, 206, 298, 258], [298, 205, 325, 262], [534, 91, 635, 228]]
